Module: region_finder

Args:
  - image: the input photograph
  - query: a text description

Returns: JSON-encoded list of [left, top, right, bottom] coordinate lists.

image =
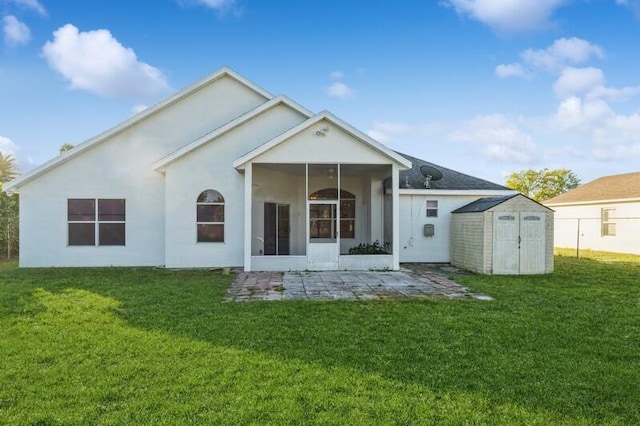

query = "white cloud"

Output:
[[616, 0, 640, 17], [495, 63, 527, 78], [329, 70, 344, 80], [450, 114, 537, 163], [552, 94, 640, 162], [42, 24, 171, 100], [2, 15, 30, 46], [587, 85, 640, 102], [367, 121, 412, 144], [327, 82, 354, 99], [0, 135, 19, 156], [521, 37, 604, 71], [553, 67, 605, 98], [554, 96, 612, 130], [6, 0, 47, 16], [131, 104, 148, 115], [444, 0, 567, 32], [181, 0, 237, 14]]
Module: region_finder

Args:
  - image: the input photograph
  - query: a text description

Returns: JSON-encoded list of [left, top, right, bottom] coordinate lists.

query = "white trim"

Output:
[[4, 67, 272, 193], [243, 163, 253, 271], [153, 96, 312, 171], [545, 197, 640, 207], [398, 189, 516, 196], [392, 164, 400, 270], [233, 111, 412, 170]]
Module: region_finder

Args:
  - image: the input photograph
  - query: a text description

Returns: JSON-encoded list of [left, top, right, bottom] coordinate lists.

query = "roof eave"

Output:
[[153, 95, 313, 172], [233, 111, 412, 169], [5, 66, 272, 192]]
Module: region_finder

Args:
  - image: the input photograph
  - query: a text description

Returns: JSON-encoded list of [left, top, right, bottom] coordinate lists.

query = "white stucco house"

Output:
[[5, 67, 515, 270], [545, 172, 640, 255]]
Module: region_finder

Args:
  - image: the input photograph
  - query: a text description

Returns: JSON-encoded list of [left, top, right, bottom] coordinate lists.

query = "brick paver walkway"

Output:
[[226, 264, 494, 302]]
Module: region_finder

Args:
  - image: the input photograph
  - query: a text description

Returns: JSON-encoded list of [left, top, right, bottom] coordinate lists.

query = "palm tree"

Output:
[[0, 152, 18, 183], [59, 143, 74, 154]]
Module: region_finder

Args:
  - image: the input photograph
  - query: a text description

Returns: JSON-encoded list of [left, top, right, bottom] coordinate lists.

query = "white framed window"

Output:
[[426, 200, 438, 218], [197, 190, 225, 242], [68, 198, 126, 246], [601, 208, 616, 237]]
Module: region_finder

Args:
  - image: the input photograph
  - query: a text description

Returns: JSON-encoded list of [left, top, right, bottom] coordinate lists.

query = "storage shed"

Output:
[[451, 194, 554, 275]]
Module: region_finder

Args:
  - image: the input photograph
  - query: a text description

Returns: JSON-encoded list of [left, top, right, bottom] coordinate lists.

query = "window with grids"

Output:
[[601, 208, 616, 236], [426, 200, 438, 218], [197, 190, 225, 242], [68, 199, 125, 246]]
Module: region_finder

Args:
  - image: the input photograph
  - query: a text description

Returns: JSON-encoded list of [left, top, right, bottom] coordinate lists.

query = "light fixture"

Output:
[[315, 127, 329, 136], [327, 168, 335, 179]]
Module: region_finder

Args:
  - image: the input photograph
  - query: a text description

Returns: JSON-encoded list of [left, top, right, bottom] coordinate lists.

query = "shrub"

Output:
[[348, 240, 390, 255]]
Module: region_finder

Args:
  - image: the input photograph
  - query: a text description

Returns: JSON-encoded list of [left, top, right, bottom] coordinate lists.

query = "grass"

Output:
[[555, 247, 640, 263], [0, 255, 639, 425]]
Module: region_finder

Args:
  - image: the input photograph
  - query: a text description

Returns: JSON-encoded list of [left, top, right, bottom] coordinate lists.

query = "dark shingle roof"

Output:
[[452, 193, 553, 213], [385, 152, 510, 191], [451, 195, 518, 213]]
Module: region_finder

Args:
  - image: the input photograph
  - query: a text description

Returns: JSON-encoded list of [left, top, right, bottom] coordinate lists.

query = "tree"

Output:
[[0, 153, 19, 258], [0, 152, 18, 183], [506, 168, 580, 202], [59, 143, 74, 154]]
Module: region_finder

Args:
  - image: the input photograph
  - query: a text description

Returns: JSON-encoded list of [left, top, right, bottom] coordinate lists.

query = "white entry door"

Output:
[[519, 213, 546, 274], [493, 212, 546, 274], [308, 201, 339, 270]]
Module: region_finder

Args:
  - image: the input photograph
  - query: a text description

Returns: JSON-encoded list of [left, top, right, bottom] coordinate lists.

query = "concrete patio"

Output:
[[226, 264, 494, 302]]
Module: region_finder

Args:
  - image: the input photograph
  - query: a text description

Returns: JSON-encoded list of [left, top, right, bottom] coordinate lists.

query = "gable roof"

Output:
[[233, 111, 412, 170], [545, 171, 640, 205], [153, 95, 312, 171], [385, 152, 510, 191], [452, 194, 552, 213], [4, 67, 272, 193]]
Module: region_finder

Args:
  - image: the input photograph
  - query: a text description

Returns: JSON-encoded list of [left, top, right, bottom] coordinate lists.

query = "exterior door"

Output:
[[307, 201, 339, 269], [264, 203, 290, 255], [493, 214, 520, 274], [519, 213, 545, 274], [493, 212, 546, 274]]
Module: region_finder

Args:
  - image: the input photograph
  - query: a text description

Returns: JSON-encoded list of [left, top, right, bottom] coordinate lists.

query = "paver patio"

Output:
[[226, 264, 494, 302]]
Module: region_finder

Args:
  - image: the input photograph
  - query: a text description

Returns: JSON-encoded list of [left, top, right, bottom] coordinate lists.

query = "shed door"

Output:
[[493, 212, 546, 274], [493, 214, 519, 274], [519, 213, 545, 274]]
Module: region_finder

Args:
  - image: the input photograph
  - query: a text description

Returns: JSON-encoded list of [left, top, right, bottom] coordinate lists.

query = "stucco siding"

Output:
[[551, 201, 640, 255], [399, 194, 507, 263], [254, 120, 393, 165], [18, 76, 269, 267], [163, 104, 308, 268]]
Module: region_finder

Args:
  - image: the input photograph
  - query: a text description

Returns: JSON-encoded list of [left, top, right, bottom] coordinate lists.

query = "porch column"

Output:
[[243, 163, 253, 271], [392, 163, 400, 270]]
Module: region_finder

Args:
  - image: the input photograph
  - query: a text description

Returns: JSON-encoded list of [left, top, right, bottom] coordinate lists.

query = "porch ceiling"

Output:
[[253, 163, 391, 178]]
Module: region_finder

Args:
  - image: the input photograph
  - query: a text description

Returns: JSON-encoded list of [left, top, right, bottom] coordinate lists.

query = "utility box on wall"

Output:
[[450, 194, 554, 275], [423, 224, 434, 237]]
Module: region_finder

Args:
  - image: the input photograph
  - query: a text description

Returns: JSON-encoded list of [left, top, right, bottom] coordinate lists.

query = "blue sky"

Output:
[[1, 0, 640, 184]]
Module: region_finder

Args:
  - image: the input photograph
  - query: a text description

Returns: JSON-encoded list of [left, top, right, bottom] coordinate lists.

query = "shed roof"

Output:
[[452, 195, 518, 213], [452, 193, 552, 213], [386, 152, 510, 191], [545, 171, 640, 204]]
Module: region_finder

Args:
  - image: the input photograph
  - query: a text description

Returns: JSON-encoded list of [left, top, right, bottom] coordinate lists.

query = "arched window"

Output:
[[309, 188, 356, 239], [197, 190, 224, 242]]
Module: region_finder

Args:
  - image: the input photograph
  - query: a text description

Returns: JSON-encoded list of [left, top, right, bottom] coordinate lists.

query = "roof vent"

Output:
[[419, 165, 443, 189]]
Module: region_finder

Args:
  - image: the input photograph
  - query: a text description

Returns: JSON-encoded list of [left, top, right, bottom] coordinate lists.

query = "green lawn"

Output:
[[1, 255, 638, 425]]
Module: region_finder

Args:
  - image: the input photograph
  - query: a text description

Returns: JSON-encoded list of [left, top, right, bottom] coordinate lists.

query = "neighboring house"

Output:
[[4, 67, 514, 270], [545, 172, 640, 255]]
